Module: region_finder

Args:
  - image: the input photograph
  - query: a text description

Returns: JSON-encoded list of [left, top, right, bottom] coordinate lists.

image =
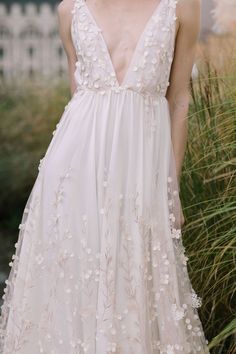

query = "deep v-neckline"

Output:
[[82, 0, 163, 87]]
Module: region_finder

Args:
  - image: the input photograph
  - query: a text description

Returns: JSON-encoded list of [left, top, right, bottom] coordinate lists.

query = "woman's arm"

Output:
[[57, 0, 78, 97], [166, 0, 201, 186]]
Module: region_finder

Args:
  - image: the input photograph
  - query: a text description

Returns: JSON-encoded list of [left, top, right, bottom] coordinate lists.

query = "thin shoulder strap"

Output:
[[70, 0, 81, 55], [166, 0, 179, 35], [170, 0, 179, 19], [71, 0, 78, 16]]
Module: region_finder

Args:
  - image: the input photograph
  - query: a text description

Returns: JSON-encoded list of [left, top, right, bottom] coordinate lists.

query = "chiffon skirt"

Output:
[[0, 89, 209, 353]]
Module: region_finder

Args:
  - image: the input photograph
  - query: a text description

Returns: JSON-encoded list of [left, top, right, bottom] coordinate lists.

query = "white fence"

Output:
[[0, 2, 66, 81]]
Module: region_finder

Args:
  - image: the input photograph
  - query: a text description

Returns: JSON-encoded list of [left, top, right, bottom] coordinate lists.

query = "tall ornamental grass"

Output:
[[181, 34, 236, 353]]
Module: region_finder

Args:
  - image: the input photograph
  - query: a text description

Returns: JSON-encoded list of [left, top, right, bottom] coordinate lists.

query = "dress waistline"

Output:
[[73, 85, 166, 102]]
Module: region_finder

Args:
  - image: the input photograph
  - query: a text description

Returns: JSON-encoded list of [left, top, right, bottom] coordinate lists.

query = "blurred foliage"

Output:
[[0, 34, 236, 352], [0, 77, 70, 296], [0, 78, 70, 229]]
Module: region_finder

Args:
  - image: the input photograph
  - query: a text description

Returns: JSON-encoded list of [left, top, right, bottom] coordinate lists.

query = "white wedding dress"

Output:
[[0, 0, 210, 353]]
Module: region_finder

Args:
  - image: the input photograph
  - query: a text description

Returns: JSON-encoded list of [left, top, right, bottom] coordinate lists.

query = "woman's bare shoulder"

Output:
[[175, 0, 201, 38], [57, 0, 76, 52], [57, 0, 74, 18], [57, 0, 75, 35], [177, 0, 201, 25]]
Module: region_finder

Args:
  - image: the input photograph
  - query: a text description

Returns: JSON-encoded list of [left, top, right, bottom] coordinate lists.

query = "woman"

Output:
[[0, 0, 210, 353]]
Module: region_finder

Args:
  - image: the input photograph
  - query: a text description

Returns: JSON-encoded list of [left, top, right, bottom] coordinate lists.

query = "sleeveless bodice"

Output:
[[71, 0, 178, 98]]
